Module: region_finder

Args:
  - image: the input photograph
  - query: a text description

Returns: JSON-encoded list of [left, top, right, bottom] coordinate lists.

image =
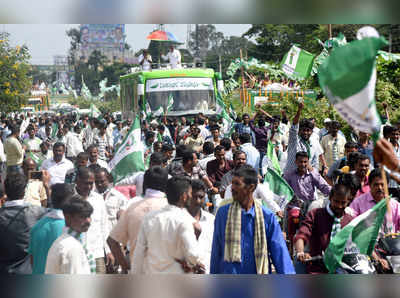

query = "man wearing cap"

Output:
[[319, 118, 331, 141]]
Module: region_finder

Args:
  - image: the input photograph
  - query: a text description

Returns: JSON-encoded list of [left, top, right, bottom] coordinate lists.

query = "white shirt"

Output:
[[138, 53, 152, 71], [23, 137, 42, 151], [198, 125, 211, 140], [82, 191, 110, 259], [240, 143, 260, 171], [45, 230, 90, 274], [131, 204, 202, 274], [65, 132, 84, 158], [0, 138, 5, 162], [41, 157, 74, 185], [88, 158, 110, 171], [161, 49, 182, 69], [117, 171, 144, 197], [38, 126, 47, 140], [83, 126, 97, 149], [199, 155, 215, 171], [96, 187, 128, 230], [188, 209, 214, 274]]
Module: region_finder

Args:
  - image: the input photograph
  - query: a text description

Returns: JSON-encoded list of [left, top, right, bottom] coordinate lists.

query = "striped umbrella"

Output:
[[146, 30, 181, 43]]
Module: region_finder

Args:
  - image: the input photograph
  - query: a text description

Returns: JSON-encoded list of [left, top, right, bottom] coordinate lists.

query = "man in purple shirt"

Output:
[[284, 151, 331, 204], [249, 112, 269, 155]]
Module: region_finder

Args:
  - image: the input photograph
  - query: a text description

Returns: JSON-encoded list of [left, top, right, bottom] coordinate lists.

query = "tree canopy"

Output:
[[0, 32, 32, 112]]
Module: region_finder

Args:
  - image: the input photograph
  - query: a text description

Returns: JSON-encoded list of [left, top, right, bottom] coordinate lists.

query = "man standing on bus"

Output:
[[162, 46, 182, 69], [138, 50, 152, 71]]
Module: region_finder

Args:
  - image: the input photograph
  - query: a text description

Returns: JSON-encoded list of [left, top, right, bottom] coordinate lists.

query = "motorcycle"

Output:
[[376, 233, 400, 273], [300, 253, 376, 274], [335, 253, 376, 274]]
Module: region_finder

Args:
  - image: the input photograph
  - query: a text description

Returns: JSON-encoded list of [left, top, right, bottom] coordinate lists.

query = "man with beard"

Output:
[[75, 167, 113, 274], [185, 179, 215, 273], [347, 169, 400, 271], [294, 184, 352, 273], [284, 102, 327, 176], [41, 142, 74, 186], [210, 166, 294, 274], [94, 167, 128, 230], [354, 154, 371, 198]]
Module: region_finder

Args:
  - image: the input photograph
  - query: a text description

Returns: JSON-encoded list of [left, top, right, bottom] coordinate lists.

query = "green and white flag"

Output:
[[28, 151, 42, 168], [324, 33, 347, 49], [229, 102, 237, 120], [90, 103, 101, 118], [318, 26, 388, 135], [154, 106, 163, 117], [266, 140, 281, 175], [81, 76, 92, 100], [51, 122, 58, 139], [216, 93, 234, 137], [281, 45, 315, 80], [263, 168, 294, 210], [109, 115, 145, 183], [324, 198, 387, 273], [141, 101, 152, 120], [166, 93, 174, 113]]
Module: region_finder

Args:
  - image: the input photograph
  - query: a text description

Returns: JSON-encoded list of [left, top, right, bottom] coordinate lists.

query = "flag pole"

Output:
[[240, 49, 245, 114], [380, 166, 392, 231]]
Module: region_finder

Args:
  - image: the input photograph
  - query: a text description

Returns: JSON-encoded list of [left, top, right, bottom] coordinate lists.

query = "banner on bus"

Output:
[[146, 77, 214, 93]]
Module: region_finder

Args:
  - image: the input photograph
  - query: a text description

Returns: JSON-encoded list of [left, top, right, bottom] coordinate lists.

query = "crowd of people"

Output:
[[0, 99, 400, 274]]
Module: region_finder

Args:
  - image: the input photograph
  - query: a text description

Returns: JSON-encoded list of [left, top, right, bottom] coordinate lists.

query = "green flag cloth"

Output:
[[90, 103, 101, 118], [266, 140, 281, 175], [229, 102, 237, 120], [324, 33, 347, 49], [281, 45, 315, 80], [154, 106, 163, 117], [263, 168, 294, 210], [109, 115, 145, 183], [378, 50, 400, 61], [216, 92, 234, 137], [81, 76, 92, 100], [318, 27, 388, 135], [51, 123, 58, 139], [324, 199, 387, 273], [166, 93, 174, 113], [28, 151, 42, 168], [140, 101, 152, 121]]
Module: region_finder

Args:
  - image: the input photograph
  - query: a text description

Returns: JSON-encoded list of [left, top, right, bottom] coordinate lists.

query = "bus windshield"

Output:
[[145, 77, 216, 115]]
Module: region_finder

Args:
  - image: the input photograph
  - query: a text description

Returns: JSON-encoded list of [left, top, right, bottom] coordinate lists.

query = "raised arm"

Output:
[[292, 101, 304, 125]]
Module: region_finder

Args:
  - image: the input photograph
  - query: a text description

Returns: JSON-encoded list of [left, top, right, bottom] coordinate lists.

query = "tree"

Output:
[[205, 35, 255, 78], [0, 32, 32, 113], [66, 28, 82, 66], [87, 50, 108, 72], [243, 24, 324, 62], [101, 62, 132, 86], [188, 25, 224, 59], [28, 66, 52, 85]]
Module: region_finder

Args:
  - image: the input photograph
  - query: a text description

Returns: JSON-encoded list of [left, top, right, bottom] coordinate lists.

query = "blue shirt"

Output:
[[235, 123, 256, 145], [210, 203, 295, 274], [28, 214, 65, 274]]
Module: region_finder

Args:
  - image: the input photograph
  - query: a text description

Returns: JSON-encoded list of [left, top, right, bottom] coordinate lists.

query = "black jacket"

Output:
[[0, 203, 47, 274]]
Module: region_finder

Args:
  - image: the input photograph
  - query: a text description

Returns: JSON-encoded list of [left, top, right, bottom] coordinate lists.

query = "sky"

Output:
[[2, 24, 251, 65]]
